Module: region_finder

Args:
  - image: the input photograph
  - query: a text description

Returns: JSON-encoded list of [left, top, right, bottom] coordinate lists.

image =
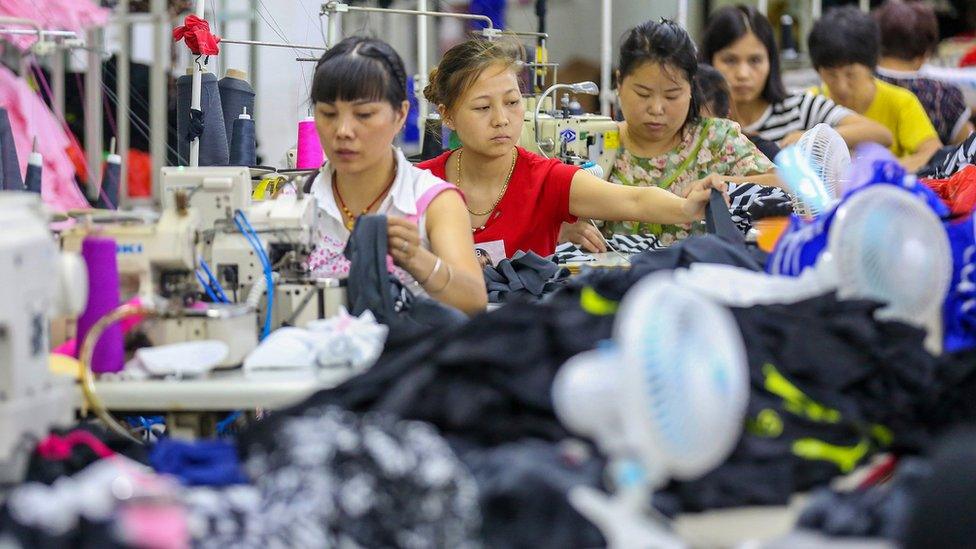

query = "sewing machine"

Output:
[[0, 193, 88, 477], [61, 201, 200, 302], [60, 193, 258, 368], [521, 83, 620, 177], [161, 166, 344, 330], [520, 112, 620, 176]]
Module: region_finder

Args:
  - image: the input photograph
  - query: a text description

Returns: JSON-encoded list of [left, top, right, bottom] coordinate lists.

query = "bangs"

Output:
[[311, 54, 399, 106]]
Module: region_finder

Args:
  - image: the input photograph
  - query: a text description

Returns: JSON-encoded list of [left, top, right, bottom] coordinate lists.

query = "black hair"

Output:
[[618, 18, 703, 130], [700, 5, 788, 104], [874, 0, 940, 61], [808, 6, 880, 70], [695, 64, 731, 118], [310, 36, 407, 108]]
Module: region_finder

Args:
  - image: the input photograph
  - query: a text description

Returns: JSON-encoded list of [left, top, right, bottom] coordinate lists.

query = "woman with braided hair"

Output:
[[303, 36, 487, 314]]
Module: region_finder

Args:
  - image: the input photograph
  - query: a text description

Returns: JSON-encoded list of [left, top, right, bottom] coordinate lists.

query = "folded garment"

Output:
[[483, 250, 569, 303]]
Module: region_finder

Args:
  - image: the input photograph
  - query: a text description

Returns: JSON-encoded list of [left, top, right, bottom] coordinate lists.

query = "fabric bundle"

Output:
[[0, 66, 88, 211], [483, 251, 569, 303]]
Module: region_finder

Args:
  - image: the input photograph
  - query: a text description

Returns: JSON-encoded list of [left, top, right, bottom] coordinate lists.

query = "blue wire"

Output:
[[233, 210, 274, 339], [195, 270, 222, 303], [216, 410, 243, 435], [198, 256, 231, 303]]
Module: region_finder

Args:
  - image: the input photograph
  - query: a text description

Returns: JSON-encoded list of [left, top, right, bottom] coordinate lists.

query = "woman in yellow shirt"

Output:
[[808, 6, 941, 173]]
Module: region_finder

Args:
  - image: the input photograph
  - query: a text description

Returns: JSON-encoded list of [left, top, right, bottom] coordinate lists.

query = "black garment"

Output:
[[483, 251, 569, 303], [798, 458, 929, 541], [344, 214, 467, 343], [662, 295, 940, 513], [904, 429, 976, 549], [748, 134, 781, 161], [457, 438, 605, 549], [568, 234, 764, 303]]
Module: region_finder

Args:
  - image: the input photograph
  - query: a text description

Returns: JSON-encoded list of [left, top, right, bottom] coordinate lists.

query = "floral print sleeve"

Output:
[[707, 117, 774, 177]]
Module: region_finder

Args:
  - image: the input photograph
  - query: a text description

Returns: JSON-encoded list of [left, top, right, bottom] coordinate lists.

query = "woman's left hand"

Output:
[[681, 173, 728, 220], [387, 216, 425, 270]]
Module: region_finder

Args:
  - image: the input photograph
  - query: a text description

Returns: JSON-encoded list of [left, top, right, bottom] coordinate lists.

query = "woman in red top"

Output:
[[417, 40, 724, 264]]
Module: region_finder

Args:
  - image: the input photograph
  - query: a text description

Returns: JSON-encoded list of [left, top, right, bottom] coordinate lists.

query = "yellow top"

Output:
[[813, 78, 938, 157]]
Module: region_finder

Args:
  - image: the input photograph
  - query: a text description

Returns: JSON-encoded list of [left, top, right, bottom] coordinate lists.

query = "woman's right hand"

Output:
[[559, 219, 607, 253]]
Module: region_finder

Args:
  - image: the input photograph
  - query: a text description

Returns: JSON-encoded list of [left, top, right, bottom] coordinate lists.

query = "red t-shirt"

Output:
[[417, 147, 578, 262]]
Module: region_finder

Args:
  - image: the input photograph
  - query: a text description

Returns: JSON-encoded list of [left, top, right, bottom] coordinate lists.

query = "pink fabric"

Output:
[[36, 430, 115, 461], [0, 0, 109, 51], [0, 66, 88, 211], [118, 504, 190, 549]]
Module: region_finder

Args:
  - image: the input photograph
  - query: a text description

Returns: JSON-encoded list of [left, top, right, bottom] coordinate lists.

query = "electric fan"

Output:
[[777, 123, 850, 218], [684, 185, 951, 352], [794, 123, 851, 200], [552, 275, 749, 548]]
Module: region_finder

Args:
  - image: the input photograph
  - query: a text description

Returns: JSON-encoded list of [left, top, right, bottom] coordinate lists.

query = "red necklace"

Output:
[[332, 170, 396, 231]]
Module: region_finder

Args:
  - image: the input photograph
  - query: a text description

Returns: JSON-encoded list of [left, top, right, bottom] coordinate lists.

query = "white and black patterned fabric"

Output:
[[190, 406, 481, 549], [728, 182, 794, 232], [922, 132, 976, 179]]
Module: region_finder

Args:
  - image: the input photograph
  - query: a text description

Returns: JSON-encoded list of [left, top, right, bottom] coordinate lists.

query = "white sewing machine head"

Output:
[[0, 192, 87, 474], [60, 201, 200, 302]]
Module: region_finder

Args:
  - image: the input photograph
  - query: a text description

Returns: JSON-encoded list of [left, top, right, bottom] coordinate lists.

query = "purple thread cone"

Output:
[[76, 237, 124, 373]]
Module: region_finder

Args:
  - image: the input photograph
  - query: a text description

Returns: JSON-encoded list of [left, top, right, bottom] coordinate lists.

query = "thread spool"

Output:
[[176, 70, 229, 166], [0, 107, 24, 190], [296, 117, 324, 169], [229, 107, 257, 167], [76, 237, 124, 374], [25, 137, 42, 194], [97, 139, 121, 209], [219, 69, 256, 144]]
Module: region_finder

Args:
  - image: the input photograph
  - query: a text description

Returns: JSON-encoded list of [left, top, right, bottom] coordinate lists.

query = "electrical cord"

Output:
[[233, 210, 274, 339], [79, 303, 157, 445]]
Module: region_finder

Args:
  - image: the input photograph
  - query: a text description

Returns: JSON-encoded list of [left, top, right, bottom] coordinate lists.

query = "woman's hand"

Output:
[[387, 216, 426, 271], [681, 173, 728, 221], [559, 219, 607, 253]]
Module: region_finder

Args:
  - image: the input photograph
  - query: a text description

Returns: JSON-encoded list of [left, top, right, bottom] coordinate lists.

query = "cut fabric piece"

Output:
[[728, 182, 794, 232], [0, 66, 88, 211]]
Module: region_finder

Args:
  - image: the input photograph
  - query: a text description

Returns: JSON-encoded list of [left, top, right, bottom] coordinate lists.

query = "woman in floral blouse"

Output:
[[563, 19, 780, 248]]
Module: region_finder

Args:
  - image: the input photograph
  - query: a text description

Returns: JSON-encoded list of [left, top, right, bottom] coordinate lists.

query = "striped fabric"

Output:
[[743, 92, 852, 143]]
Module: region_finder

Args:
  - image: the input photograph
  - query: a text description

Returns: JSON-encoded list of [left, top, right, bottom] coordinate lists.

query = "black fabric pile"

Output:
[[796, 429, 976, 548], [797, 458, 929, 541], [660, 295, 942, 513], [483, 251, 569, 303], [240, 300, 611, 548]]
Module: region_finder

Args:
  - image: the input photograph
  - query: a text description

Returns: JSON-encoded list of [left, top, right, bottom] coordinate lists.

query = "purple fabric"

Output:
[[77, 237, 124, 374]]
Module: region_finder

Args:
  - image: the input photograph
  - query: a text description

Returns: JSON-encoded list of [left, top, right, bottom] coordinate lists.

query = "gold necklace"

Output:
[[457, 148, 517, 225]]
